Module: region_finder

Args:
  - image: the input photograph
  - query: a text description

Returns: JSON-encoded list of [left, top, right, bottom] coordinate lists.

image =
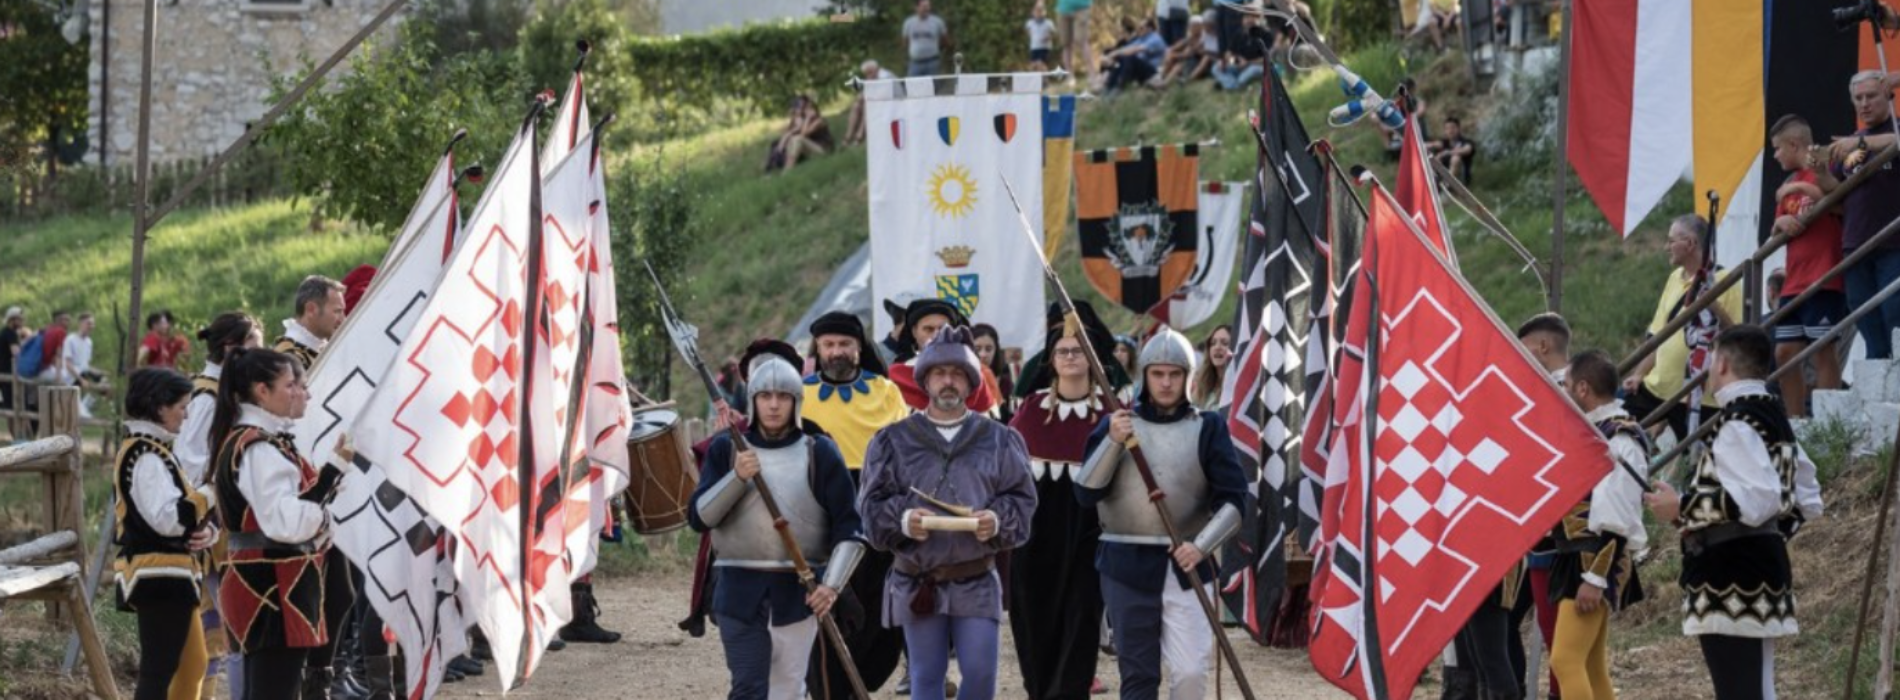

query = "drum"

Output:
[[623, 407, 697, 535]]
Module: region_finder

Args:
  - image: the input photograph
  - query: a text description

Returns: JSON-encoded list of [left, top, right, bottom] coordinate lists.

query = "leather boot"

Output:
[[1439, 665, 1477, 700], [363, 656, 397, 700], [303, 667, 336, 700], [558, 582, 622, 643]]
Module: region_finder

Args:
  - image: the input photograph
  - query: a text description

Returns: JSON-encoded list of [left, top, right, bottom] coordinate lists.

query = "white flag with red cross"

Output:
[[1307, 184, 1610, 699]]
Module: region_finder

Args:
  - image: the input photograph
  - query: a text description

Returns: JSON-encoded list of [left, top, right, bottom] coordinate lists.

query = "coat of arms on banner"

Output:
[[994, 113, 1018, 142], [1075, 145, 1201, 315], [936, 273, 979, 317]]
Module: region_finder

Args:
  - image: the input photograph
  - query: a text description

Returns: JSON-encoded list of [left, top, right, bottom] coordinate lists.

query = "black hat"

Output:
[[1015, 300, 1129, 398], [808, 311, 887, 376], [894, 297, 969, 360], [739, 338, 803, 381]]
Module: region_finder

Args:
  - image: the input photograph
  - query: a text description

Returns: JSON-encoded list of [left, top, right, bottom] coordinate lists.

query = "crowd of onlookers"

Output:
[[1, 306, 200, 428]]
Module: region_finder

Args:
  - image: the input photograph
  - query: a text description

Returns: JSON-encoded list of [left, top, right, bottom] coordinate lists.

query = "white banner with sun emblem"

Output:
[[865, 73, 1046, 355]]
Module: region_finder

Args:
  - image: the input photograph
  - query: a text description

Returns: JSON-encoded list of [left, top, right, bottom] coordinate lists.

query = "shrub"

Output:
[[624, 17, 880, 129]]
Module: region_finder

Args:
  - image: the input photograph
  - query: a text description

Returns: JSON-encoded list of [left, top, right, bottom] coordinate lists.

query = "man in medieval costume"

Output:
[[1078, 328, 1247, 700], [885, 298, 999, 413], [799, 312, 911, 696], [689, 355, 868, 699], [860, 327, 1038, 700], [1647, 326, 1822, 699], [1006, 301, 1123, 699]]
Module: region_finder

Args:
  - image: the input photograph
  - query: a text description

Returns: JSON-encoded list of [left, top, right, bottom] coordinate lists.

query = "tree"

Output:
[[0, 0, 89, 181], [518, 0, 643, 122]]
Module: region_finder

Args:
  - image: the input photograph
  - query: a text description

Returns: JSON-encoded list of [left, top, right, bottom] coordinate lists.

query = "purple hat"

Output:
[[913, 325, 982, 388]]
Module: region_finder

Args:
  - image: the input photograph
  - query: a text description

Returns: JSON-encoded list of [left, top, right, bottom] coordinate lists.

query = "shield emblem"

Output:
[[936, 274, 979, 317], [993, 113, 1017, 143], [1073, 147, 1201, 314], [890, 120, 903, 149], [937, 116, 960, 146]]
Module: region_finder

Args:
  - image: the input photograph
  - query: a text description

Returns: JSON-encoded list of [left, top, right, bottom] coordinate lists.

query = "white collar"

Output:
[[1715, 379, 1769, 406], [1582, 400, 1629, 424], [203, 362, 222, 379], [282, 319, 325, 350], [124, 419, 177, 441], [1548, 366, 1568, 383], [237, 403, 296, 433], [1038, 387, 1103, 421]]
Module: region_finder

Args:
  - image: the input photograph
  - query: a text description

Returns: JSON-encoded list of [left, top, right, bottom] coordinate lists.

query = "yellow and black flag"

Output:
[[1074, 144, 1201, 315]]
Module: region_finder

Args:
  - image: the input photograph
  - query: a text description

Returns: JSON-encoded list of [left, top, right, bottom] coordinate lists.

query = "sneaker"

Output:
[[895, 671, 911, 695], [1092, 678, 1108, 695]]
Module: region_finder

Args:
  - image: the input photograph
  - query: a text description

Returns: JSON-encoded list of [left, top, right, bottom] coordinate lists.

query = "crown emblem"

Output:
[[935, 245, 976, 269]]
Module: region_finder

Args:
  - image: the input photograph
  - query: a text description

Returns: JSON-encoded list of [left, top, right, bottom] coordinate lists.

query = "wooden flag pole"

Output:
[[1548, 0, 1573, 314]]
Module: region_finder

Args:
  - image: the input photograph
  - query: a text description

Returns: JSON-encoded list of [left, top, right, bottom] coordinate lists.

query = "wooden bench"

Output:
[[0, 387, 118, 700]]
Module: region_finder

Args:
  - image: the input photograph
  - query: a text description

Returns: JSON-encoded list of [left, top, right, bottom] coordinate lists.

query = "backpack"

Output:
[[14, 333, 44, 377]]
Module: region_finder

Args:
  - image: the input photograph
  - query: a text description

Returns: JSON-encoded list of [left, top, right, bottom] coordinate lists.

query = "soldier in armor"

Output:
[[209, 348, 349, 700], [1006, 301, 1122, 699], [274, 275, 345, 372], [690, 355, 867, 700], [860, 327, 1037, 700], [1078, 327, 1247, 700], [1645, 325, 1823, 700], [1550, 350, 1651, 700], [115, 368, 221, 700], [797, 311, 910, 696]]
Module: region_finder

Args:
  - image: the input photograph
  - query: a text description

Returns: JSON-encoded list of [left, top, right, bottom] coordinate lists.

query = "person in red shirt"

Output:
[[1769, 115, 1846, 416], [137, 310, 190, 369], [37, 311, 70, 378]]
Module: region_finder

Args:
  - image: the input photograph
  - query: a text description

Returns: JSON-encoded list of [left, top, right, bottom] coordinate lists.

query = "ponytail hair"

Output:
[[208, 348, 297, 455], [199, 312, 261, 365]]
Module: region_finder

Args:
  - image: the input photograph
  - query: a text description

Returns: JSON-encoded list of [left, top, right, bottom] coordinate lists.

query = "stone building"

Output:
[[85, 0, 399, 166]]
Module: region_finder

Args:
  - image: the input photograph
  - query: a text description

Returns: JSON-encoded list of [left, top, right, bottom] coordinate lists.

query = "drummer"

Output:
[[799, 311, 912, 696], [689, 355, 867, 700]]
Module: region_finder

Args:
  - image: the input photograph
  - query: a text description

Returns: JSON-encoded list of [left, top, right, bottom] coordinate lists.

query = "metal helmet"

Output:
[[1137, 327, 1198, 376], [747, 356, 805, 428]]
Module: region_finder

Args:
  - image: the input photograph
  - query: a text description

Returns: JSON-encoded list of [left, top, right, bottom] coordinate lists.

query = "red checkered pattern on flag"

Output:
[[1307, 185, 1610, 700], [1392, 105, 1454, 264], [353, 121, 553, 693], [1297, 151, 1366, 560], [304, 148, 469, 700]]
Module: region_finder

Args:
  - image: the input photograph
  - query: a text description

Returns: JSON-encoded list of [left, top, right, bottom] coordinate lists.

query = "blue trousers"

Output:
[[716, 611, 819, 700], [1845, 246, 1900, 359], [904, 614, 1000, 700]]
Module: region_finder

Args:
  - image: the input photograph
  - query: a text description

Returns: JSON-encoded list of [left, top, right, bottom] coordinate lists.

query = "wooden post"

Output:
[[1881, 495, 1900, 699], [37, 386, 84, 623], [1547, 0, 1572, 314], [67, 579, 119, 700]]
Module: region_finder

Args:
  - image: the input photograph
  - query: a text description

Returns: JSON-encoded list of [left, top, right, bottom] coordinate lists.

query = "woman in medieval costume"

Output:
[[690, 355, 867, 699], [1006, 302, 1125, 699], [115, 367, 221, 700], [210, 348, 349, 700]]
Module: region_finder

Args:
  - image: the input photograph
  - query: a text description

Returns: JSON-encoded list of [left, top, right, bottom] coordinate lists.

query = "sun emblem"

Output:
[[927, 163, 978, 219]]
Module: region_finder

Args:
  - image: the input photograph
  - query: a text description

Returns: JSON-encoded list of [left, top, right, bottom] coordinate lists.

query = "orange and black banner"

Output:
[[1074, 144, 1202, 315]]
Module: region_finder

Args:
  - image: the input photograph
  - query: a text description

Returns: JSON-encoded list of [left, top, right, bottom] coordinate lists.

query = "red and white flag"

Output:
[[352, 115, 564, 692], [1392, 105, 1453, 264], [304, 145, 470, 700], [542, 68, 589, 169], [1308, 185, 1611, 699]]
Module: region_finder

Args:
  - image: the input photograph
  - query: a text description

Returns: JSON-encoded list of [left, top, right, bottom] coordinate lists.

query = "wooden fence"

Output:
[[2, 151, 288, 222], [0, 386, 118, 700]]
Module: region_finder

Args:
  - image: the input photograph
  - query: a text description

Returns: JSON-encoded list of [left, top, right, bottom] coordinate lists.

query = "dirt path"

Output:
[[438, 570, 1350, 699]]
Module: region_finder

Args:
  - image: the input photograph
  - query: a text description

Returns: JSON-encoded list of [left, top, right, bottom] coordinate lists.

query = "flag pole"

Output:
[[1549, 0, 1574, 313], [516, 92, 553, 684], [1356, 217, 1392, 700]]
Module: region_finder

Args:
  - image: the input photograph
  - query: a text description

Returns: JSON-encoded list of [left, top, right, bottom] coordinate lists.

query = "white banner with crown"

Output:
[[865, 73, 1047, 355]]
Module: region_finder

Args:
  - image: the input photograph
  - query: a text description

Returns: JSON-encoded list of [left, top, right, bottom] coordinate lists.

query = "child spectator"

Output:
[[1026, 3, 1057, 71], [1431, 116, 1476, 183], [1767, 114, 1846, 417], [138, 309, 191, 370]]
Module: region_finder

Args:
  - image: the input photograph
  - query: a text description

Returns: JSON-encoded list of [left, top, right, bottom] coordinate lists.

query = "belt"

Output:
[[226, 532, 321, 554], [895, 555, 995, 584], [1682, 521, 1779, 556]]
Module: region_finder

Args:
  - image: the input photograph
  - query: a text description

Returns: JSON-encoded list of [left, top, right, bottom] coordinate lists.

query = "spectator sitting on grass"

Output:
[[1102, 17, 1169, 94], [1430, 116, 1476, 184], [765, 96, 833, 173], [845, 60, 896, 147], [1212, 12, 1266, 91], [1160, 14, 1215, 84]]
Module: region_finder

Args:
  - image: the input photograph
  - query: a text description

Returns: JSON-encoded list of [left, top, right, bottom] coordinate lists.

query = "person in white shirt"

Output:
[[1646, 325, 1823, 700], [1551, 350, 1651, 700], [845, 59, 897, 146], [1026, 2, 1057, 71]]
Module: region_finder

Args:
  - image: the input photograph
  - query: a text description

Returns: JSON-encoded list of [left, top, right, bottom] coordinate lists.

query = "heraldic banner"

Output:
[[1157, 180, 1245, 329], [866, 73, 1047, 352], [1075, 144, 1202, 315]]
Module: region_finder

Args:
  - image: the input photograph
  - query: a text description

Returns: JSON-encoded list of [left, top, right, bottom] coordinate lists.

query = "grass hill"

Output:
[[2, 41, 1881, 698]]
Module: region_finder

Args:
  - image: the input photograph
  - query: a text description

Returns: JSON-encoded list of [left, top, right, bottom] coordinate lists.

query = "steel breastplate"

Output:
[[1098, 416, 1210, 543], [712, 439, 830, 567]]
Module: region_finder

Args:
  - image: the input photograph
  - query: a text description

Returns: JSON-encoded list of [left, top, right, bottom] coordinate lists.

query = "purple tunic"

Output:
[[859, 412, 1038, 627]]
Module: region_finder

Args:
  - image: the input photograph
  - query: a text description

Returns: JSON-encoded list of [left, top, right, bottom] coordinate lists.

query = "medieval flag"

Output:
[[1307, 184, 1612, 699], [1216, 66, 1326, 648], [1155, 181, 1246, 330], [1298, 148, 1368, 558], [1041, 94, 1078, 260], [866, 73, 1047, 352], [300, 144, 469, 700], [543, 61, 590, 168], [351, 112, 567, 692], [1075, 144, 1201, 315], [1393, 99, 1454, 263]]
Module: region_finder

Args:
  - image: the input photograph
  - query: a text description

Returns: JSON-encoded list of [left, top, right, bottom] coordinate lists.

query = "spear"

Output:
[[1001, 177, 1258, 700], [642, 261, 872, 700]]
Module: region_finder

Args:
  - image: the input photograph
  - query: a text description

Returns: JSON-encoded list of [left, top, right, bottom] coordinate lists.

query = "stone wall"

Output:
[[85, 0, 401, 166]]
